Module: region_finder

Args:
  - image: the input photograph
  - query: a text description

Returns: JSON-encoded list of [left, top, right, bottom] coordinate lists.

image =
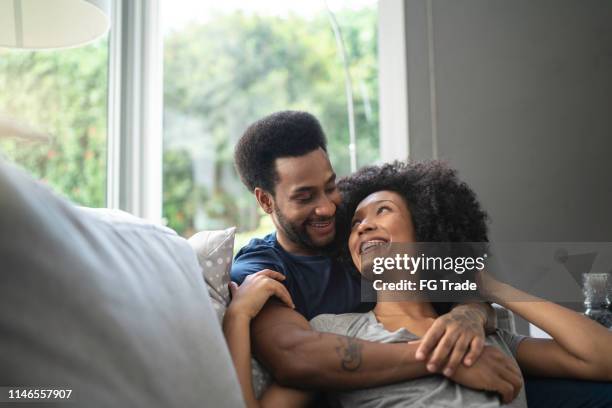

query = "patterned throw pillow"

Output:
[[188, 228, 272, 397], [189, 228, 235, 322]]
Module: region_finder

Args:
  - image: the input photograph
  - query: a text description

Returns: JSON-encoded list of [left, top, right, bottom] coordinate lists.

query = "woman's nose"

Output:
[[357, 219, 376, 234]]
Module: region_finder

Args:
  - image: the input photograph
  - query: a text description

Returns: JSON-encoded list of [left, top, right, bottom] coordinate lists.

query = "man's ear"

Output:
[[254, 187, 274, 214]]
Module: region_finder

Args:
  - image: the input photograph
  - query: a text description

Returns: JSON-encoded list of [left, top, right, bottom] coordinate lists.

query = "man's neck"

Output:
[[275, 230, 319, 256]]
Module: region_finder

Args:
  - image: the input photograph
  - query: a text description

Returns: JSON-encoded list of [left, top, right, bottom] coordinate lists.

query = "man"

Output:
[[229, 111, 511, 396]]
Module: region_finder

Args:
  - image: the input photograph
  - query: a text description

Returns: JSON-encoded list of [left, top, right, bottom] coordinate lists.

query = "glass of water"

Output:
[[583, 273, 612, 328]]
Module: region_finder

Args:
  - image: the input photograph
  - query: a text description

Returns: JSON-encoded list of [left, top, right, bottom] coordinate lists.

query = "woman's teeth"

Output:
[[360, 240, 388, 254]]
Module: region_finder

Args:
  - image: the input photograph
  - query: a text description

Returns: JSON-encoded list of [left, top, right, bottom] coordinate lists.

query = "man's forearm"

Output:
[[452, 302, 497, 334], [254, 328, 431, 389]]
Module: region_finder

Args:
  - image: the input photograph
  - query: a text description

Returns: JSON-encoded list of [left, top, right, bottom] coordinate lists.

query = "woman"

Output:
[[224, 160, 612, 407]]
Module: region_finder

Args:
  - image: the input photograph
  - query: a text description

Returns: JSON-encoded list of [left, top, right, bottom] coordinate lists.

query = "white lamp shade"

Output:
[[0, 0, 110, 49]]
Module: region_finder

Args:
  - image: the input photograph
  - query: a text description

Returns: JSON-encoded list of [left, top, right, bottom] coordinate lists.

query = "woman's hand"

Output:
[[227, 269, 295, 320]]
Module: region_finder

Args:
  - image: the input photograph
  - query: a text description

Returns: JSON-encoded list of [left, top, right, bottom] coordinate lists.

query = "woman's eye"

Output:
[[377, 206, 391, 214], [351, 219, 360, 228]]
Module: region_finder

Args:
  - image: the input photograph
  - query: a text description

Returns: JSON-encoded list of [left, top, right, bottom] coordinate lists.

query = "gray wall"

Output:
[[405, 0, 612, 241], [402, 0, 612, 332]]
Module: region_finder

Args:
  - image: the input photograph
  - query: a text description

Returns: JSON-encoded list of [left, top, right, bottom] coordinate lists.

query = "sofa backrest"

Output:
[[0, 160, 244, 408]]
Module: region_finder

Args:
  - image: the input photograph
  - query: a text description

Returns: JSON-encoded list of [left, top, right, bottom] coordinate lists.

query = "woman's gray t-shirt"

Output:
[[310, 311, 528, 408]]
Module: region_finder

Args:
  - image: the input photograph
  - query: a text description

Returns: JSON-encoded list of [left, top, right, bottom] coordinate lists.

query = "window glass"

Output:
[[162, 0, 378, 243], [0, 37, 109, 207]]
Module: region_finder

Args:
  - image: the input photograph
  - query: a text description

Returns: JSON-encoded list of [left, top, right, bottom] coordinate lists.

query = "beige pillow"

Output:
[[188, 228, 272, 397]]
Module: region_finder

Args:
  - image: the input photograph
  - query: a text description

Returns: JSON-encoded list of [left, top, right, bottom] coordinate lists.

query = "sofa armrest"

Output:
[[493, 303, 517, 333]]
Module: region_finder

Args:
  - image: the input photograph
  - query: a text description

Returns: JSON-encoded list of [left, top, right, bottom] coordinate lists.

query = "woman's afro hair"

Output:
[[336, 160, 489, 244]]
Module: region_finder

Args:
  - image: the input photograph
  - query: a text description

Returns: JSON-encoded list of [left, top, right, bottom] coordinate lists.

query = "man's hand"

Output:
[[416, 304, 492, 376], [450, 345, 523, 404]]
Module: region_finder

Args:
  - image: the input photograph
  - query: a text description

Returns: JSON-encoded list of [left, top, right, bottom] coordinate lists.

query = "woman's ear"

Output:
[[254, 187, 274, 214]]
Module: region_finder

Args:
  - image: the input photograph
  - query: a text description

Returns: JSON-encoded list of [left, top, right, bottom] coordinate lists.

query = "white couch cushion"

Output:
[[0, 160, 244, 408]]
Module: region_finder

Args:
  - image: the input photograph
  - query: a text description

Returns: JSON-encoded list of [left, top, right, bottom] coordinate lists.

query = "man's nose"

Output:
[[314, 196, 336, 218]]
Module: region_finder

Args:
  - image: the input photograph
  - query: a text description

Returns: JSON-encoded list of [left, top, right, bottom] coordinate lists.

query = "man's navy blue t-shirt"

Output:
[[230, 233, 363, 320]]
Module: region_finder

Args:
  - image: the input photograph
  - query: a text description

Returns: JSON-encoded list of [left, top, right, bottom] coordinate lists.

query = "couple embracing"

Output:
[[223, 111, 612, 407]]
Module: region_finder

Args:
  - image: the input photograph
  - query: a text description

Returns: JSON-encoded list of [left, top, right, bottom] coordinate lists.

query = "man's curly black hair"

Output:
[[337, 160, 489, 244], [234, 111, 327, 194]]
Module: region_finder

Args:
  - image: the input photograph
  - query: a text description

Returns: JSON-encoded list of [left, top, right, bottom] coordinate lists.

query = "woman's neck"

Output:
[[373, 300, 438, 336], [373, 300, 438, 319]]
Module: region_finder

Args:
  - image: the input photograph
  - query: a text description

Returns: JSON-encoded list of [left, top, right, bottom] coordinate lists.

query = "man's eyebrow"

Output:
[[290, 173, 337, 194], [291, 186, 315, 194]]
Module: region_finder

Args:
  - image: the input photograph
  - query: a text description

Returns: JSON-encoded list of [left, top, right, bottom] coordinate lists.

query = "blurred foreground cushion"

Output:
[[0, 160, 244, 408]]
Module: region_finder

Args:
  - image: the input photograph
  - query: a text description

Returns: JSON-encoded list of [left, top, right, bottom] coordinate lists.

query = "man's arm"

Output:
[[251, 301, 430, 389], [251, 300, 521, 400], [416, 302, 496, 376]]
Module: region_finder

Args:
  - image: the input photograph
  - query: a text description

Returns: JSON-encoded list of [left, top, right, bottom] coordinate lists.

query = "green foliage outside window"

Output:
[[0, 6, 378, 240], [0, 39, 108, 207]]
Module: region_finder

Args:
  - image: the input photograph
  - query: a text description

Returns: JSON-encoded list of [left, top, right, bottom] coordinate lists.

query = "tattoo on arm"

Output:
[[452, 303, 497, 333], [451, 309, 482, 332], [334, 336, 363, 371]]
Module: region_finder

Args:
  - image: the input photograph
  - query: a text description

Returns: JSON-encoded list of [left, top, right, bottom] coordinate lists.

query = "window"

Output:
[[0, 36, 109, 207], [161, 0, 379, 244]]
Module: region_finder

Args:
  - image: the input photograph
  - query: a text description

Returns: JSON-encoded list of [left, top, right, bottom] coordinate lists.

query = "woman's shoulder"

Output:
[[488, 329, 529, 358]]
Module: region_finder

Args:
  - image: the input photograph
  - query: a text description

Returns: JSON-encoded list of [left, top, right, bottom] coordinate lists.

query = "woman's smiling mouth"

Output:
[[359, 239, 389, 255]]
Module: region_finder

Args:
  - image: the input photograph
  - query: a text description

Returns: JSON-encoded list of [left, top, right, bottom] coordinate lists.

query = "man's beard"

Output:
[[274, 207, 335, 254]]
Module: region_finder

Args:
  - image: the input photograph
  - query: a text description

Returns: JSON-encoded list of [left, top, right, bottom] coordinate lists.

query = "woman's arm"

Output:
[[222, 270, 312, 408], [223, 310, 260, 408], [484, 276, 612, 381]]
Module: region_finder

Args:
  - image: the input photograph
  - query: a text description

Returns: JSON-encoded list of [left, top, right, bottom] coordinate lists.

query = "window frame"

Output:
[[378, 0, 410, 162], [107, 0, 163, 222]]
